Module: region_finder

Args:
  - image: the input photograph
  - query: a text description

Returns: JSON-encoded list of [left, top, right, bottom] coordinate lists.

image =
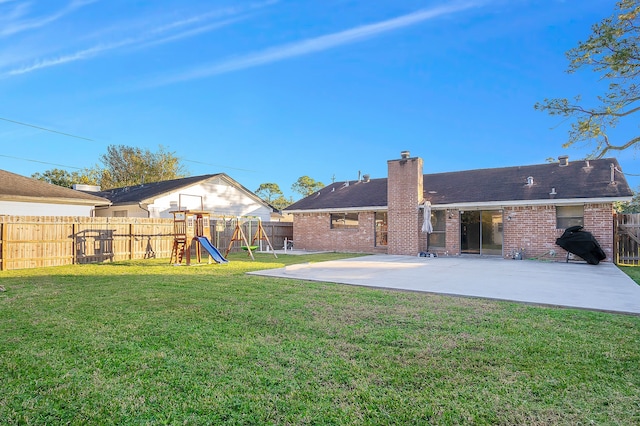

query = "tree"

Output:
[[616, 188, 640, 212], [535, 0, 640, 158], [99, 144, 188, 189], [32, 168, 100, 188], [255, 183, 283, 203], [291, 176, 325, 197], [271, 195, 293, 210]]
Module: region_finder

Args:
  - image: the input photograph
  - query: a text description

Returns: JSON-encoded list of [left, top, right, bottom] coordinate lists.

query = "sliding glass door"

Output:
[[461, 210, 503, 255]]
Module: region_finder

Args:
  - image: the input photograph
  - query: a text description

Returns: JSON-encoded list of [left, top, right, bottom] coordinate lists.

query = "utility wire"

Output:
[[0, 154, 84, 170], [183, 159, 257, 173], [615, 166, 640, 177], [0, 117, 94, 141]]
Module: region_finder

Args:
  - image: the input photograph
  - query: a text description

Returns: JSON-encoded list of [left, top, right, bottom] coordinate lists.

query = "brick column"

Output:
[[387, 152, 423, 255]]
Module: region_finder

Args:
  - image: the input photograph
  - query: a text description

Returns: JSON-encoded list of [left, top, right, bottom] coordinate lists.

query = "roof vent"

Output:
[[558, 155, 569, 167], [72, 184, 101, 192], [400, 151, 410, 159], [363, 174, 370, 183], [526, 176, 534, 186]]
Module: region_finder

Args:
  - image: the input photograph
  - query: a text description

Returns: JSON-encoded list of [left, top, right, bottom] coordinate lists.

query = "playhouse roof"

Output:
[[285, 158, 634, 212]]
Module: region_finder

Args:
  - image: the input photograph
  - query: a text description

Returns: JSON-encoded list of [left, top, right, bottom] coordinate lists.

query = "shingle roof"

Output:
[[93, 174, 220, 204], [285, 158, 633, 211], [0, 169, 110, 204]]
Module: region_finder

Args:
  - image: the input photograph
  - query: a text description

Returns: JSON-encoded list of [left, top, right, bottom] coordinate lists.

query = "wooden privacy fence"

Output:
[[615, 213, 640, 266], [0, 216, 175, 270], [0, 216, 293, 271], [211, 219, 292, 254]]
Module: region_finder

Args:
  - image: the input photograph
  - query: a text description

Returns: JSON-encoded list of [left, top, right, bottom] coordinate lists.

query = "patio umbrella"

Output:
[[421, 201, 433, 234]]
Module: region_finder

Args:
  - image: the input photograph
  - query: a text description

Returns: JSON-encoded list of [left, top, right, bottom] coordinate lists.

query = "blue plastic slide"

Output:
[[195, 237, 229, 263]]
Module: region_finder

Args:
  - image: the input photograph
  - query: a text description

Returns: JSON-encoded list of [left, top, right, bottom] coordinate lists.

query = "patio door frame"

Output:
[[460, 210, 503, 256]]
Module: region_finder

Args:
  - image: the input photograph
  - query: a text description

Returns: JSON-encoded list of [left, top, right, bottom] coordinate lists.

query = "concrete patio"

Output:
[[249, 255, 640, 315]]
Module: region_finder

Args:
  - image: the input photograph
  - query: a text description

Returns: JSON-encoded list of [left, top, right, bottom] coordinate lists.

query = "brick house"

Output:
[[284, 152, 633, 262]]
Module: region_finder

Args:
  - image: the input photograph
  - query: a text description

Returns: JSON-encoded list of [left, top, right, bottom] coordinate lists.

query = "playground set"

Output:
[[170, 195, 278, 265]]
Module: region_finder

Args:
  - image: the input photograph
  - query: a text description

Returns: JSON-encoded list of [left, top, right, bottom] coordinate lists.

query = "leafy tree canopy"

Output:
[[535, 0, 640, 158], [255, 183, 283, 203], [32, 168, 100, 188], [99, 144, 188, 189], [271, 195, 293, 211], [291, 176, 325, 197], [616, 188, 640, 212], [32, 145, 188, 190]]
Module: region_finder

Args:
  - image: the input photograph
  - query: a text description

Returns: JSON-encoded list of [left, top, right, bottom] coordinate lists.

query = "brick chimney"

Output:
[[387, 151, 423, 255]]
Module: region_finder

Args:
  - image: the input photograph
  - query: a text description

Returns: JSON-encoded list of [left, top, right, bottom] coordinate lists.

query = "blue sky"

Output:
[[1, 0, 637, 199]]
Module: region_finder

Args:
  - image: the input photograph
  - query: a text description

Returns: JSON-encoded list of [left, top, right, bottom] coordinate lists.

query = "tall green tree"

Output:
[[535, 0, 640, 158], [291, 176, 325, 197], [255, 183, 283, 203], [32, 168, 100, 188], [271, 195, 293, 211], [99, 145, 188, 189]]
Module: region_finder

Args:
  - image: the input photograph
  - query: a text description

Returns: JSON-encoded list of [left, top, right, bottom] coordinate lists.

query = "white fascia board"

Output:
[[433, 197, 633, 210], [0, 195, 110, 206], [286, 196, 632, 214]]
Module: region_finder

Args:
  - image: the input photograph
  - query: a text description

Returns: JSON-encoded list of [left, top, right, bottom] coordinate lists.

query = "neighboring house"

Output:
[[83, 173, 274, 221], [0, 169, 111, 216], [285, 152, 634, 262]]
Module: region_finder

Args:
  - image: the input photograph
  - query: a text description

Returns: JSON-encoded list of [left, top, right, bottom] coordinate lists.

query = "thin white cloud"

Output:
[[1, 1, 275, 77], [150, 2, 481, 87], [0, 0, 97, 37]]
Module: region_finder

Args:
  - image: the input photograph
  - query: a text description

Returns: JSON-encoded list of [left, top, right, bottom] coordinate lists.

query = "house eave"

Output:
[[0, 195, 111, 207], [433, 197, 633, 210], [285, 196, 632, 214]]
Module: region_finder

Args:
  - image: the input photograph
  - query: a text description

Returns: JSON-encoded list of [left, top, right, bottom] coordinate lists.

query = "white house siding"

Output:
[[96, 177, 271, 221], [152, 179, 271, 221], [93, 204, 148, 218], [0, 201, 95, 217]]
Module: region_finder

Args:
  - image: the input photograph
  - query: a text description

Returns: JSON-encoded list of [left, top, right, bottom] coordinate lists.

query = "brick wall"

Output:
[[503, 205, 558, 259], [445, 209, 461, 255], [292, 211, 387, 253], [387, 156, 423, 255], [502, 204, 614, 262], [584, 203, 614, 261]]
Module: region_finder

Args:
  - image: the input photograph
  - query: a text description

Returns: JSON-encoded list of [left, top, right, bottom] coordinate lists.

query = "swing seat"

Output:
[[241, 245, 259, 251]]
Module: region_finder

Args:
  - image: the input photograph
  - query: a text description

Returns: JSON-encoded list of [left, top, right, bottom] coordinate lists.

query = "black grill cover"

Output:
[[555, 225, 606, 265]]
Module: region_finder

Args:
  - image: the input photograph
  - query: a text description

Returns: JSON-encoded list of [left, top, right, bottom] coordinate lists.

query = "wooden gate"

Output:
[[615, 213, 640, 265]]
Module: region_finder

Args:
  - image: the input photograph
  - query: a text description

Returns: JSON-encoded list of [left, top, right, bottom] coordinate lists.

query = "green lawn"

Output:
[[1, 254, 639, 425]]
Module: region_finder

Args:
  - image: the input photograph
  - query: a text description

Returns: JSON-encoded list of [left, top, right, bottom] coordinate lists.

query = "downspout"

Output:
[[139, 203, 150, 218]]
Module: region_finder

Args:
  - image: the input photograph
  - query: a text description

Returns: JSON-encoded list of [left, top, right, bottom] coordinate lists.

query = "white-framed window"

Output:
[[556, 205, 584, 229], [330, 212, 359, 229]]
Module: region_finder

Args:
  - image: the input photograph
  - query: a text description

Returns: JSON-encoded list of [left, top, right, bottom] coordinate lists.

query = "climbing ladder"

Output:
[[171, 237, 188, 264]]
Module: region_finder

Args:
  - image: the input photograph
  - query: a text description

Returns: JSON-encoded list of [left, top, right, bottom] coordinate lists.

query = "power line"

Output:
[[183, 159, 257, 173], [0, 117, 94, 141], [0, 154, 84, 170]]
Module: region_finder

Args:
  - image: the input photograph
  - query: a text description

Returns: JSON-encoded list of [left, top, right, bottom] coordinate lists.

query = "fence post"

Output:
[[129, 223, 134, 260], [71, 222, 77, 265], [1, 221, 6, 271]]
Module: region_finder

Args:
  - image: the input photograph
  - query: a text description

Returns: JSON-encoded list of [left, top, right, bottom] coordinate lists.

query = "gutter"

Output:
[[285, 196, 634, 214]]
